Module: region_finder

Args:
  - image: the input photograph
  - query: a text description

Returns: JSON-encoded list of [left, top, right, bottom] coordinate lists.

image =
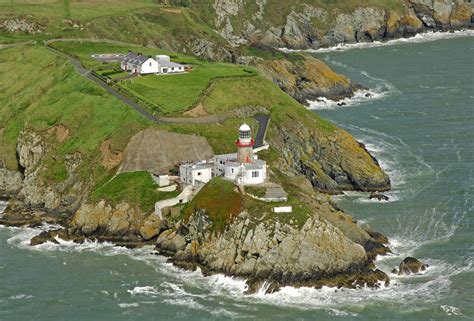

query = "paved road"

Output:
[[254, 114, 270, 148]]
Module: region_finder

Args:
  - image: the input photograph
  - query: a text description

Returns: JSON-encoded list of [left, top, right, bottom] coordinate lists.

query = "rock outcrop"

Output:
[[155, 188, 390, 292], [396, 257, 429, 275], [0, 168, 22, 197], [69, 200, 163, 243], [1, 18, 41, 34], [200, 0, 472, 50], [15, 128, 90, 211], [251, 55, 363, 103], [269, 113, 390, 193]]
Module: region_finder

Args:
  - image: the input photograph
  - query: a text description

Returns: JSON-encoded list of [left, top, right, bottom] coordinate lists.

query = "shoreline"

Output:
[[280, 29, 474, 54], [0, 198, 392, 294]]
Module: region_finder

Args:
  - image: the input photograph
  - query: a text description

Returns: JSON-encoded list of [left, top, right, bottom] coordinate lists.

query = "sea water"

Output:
[[1, 34, 473, 320]]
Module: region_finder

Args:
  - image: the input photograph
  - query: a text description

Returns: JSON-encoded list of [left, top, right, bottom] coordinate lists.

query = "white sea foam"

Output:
[[307, 59, 399, 109], [118, 302, 140, 308], [440, 305, 463, 316], [0, 200, 8, 215], [280, 29, 474, 53], [308, 88, 389, 110], [127, 286, 160, 297], [9, 294, 34, 300]]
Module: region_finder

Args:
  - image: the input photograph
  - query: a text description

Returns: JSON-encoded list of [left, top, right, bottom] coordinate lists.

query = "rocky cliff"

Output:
[[154, 178, 390, 293], [249, 55, 364, 103], [267, 108, 390, 194], [195, 0, 472, 50]]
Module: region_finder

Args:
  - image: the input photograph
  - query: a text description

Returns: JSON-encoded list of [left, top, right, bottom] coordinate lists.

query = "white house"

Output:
[[121, 52, 185, 75], [179, 161, 213, 187], [121, 52, 159, 74]]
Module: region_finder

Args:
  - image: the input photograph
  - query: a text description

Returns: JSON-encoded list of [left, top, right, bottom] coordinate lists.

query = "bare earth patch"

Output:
[[47, 124, 70, 143], [183, 103, 209, 117], [100, 139, 123, 170]]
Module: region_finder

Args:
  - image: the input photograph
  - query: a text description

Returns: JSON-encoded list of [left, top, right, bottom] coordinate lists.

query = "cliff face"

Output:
[[268, 109, 391, 194], [12, 128, 91, 211], [198, 0, 472, 50], [155, 178, 390, 292], [250, 55, 363, 103]]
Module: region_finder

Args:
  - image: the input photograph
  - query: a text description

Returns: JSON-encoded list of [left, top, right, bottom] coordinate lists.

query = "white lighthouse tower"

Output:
[[212, 123, 267, 185], [236, 123, 254, 164]]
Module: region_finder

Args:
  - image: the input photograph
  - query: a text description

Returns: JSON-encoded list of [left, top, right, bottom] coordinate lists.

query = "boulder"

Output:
[[398, 257, 428, 275], [369, 192, 390, 201], [139, 214, 166, 241]]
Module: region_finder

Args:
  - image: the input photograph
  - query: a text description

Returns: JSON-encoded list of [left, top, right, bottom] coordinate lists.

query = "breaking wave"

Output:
[[280, 29, 474, 53], [307, 59, 399, 109], [2, 217, 471, 318]]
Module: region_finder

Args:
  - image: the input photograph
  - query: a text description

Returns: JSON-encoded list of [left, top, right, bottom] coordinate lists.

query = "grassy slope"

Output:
[[50, 41, 256, 114], [182, 177, 243, 233], [90, 171, 178, 212], [182, 176, 312, 233], [0, 0, 228, 51], [0, 44, 151, 180], [122, 63, 253, 113]]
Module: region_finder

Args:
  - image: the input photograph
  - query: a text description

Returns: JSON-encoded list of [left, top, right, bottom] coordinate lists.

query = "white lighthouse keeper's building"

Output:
[[215, 124, 267, 185]]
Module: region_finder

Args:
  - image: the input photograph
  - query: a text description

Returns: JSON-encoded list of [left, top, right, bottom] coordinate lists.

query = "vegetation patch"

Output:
[[121, 64, 254, 113], [90, 171, 178, 213], [182, 177, 243, 233]]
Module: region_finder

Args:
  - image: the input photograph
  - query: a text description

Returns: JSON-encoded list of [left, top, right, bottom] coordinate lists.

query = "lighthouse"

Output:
[[212, 123, 267, 185], [236, 123, 254, 164]]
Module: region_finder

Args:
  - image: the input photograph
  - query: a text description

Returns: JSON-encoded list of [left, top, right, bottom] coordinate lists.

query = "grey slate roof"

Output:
[[122, 52, 148, 66], [158, 60, 185, 68]]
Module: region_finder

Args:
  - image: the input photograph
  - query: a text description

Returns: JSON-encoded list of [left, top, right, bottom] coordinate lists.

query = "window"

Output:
[[231, 168, 234, 173], [252, 171, 259, 178], [149, 62, 152, 66], [197, 172, 202, 176], [241, 130, 250, 139]]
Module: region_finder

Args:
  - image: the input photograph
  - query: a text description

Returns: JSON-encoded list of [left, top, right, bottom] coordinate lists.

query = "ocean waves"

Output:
[[307, 58, 399, 110], [281, 29, 474, 54]]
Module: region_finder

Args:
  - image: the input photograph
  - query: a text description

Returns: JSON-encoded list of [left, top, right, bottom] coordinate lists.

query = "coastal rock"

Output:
[[156, 202, 391, 292], [71, 201, 142, 238], [253, 55, 363, 103], [331, 7, 387, 43], [193, 1, 472, 50], [188, 38, 233, 62], [369, 192, 390, 201], [0, 199, 67, 227], [269, 114, 390, 193], [0, 169, 22, 196], [139, 214, 167, 241], [398, 257, 428, 275]]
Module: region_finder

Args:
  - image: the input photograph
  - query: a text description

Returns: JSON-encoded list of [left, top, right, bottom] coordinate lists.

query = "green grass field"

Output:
[[0, 44, 152, 179], [122, 64, 254, 113], [50, 41, 257, 114], [90, 171, 179, 213], [0, 0, 158, 20]]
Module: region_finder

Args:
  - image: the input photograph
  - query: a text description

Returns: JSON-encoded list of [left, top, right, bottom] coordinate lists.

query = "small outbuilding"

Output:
[[179, 161, 213, 187]]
